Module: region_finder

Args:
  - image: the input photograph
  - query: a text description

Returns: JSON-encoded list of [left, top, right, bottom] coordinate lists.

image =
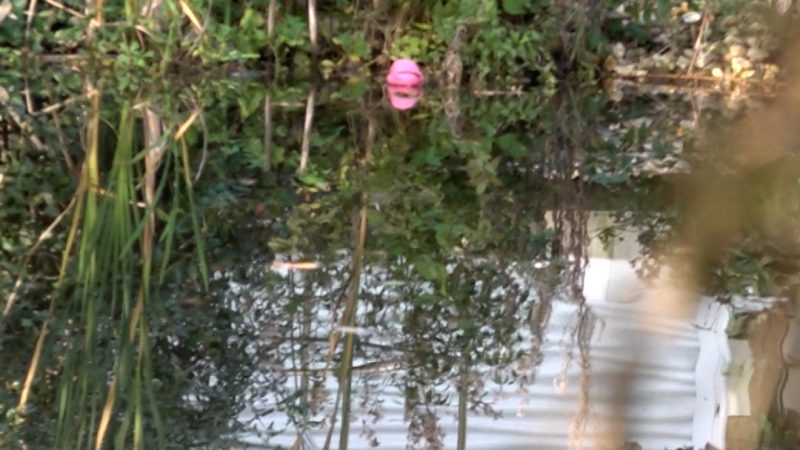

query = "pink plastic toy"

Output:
[[387, 85, 423, 110], [386, 59, 424, 87]]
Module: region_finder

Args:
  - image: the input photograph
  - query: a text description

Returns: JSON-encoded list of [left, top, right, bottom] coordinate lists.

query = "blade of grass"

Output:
[[158, 159, 180, 282], [263, 91, 273, 172], [178, 0, 203, 34], [18, 85, 100, 417], [179, 138, 208, 289], [93, 102, 137, 450]]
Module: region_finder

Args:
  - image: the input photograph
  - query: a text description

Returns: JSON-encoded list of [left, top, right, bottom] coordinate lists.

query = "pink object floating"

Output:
[[387, 85, 423, 110], [386, 59, 424, 87]]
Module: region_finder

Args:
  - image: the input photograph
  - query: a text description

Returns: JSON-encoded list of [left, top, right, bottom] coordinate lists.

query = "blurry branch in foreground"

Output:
[[609, 30, 800, 450]]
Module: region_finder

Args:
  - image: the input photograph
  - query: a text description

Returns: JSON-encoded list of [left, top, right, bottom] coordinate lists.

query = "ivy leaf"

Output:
[[502, 0, 529, 15]]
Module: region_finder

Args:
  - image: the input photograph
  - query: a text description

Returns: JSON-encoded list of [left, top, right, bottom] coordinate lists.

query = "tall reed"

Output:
[[11, 80, 207, 448]]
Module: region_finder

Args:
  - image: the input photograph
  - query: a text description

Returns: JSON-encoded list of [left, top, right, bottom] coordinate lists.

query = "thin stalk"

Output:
[[123, 0, 135, 21], [142, 107, 165, 235], [298, 85, 316, 174], [456, 362, 468, 450], [297, 279, 313, 444], [307, 0, 318, 55], [323, 114, 375, 450], [158, 157, 180, 281], [133, 334, 145, 450], [263, 92, 273, 172], [93, 0, 103, 24], [179, 139, 209, 289], [24, 0, 38, 43], [267, 0, 276, 39], [337, 203, 368, 450]]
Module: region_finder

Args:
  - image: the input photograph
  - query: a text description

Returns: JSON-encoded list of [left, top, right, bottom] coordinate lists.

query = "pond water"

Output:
[[1, 75, 799, 450]]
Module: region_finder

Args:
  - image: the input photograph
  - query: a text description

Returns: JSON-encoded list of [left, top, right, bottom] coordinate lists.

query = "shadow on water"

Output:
[[2, 58, 800, 450]]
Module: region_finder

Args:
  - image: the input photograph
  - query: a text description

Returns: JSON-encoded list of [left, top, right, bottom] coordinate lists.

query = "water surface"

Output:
[[1, 75, 796, 450]]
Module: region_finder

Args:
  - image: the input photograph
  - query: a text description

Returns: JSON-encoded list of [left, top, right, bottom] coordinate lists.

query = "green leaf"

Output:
[[502, 0, 529, 15], [413, 255, 443, 281], [366, 209, 385, 228], [497, 133, 526, 159], [412, 147, 442, 167], [297, 171, 330, 190], [591, 172, 629, 187], [240, 7, 264, 30], [238, 89, 264, 120], [458, 318, 476, 332]]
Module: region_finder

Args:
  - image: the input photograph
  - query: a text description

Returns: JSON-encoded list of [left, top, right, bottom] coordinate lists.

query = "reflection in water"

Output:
[[2, 67, 800, 450], [237, 213, 719, 450], [386, 85, 424, 111]]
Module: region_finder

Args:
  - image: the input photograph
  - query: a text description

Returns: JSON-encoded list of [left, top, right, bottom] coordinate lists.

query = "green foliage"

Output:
[[467, 25, 556, 87], [333, 32, 370, 62], [502, 0, 531, 15], [2, 0, 784, 90], [236, 7, 270, 56], [2, 1, 799, 447]]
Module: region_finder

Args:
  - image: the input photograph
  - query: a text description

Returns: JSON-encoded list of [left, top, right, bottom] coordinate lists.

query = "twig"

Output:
[[24, 0, 38, 42], [687, 1, 713, 76], [267, 0, 276, 40], [307, 0, 318, 55], [42, 0, 84, 18], [273, 101, 305, 108], [614, 72, 775, 85], [471, 87, 523, 97], [612, 78, 774, 97], [174, 109, 200, 140], [50, 111, 76, 175], [4, 83, 44, 151], [23, 78, 34, 114], [184, 0, 213, 57], [1, 196, 77, 320], [194, 108, 209, 183], [280, 360, 404, 376], [298, 85, 316, 174], [28, 92, 94, 116], [34, 54, 88, 62]]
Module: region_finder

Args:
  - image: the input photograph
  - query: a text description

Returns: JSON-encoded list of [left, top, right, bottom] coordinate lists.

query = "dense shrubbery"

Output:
[[1, 0, 795, 87]]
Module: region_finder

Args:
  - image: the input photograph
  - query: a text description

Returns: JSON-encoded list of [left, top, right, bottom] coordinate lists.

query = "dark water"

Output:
[[1, 75, 798, 450]]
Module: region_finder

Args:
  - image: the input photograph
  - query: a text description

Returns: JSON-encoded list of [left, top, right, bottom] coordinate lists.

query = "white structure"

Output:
[[237, 212, 742, 450]]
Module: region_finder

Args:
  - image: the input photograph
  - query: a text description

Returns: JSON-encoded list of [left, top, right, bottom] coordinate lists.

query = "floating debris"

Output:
[[270, 260, 320, 271]]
